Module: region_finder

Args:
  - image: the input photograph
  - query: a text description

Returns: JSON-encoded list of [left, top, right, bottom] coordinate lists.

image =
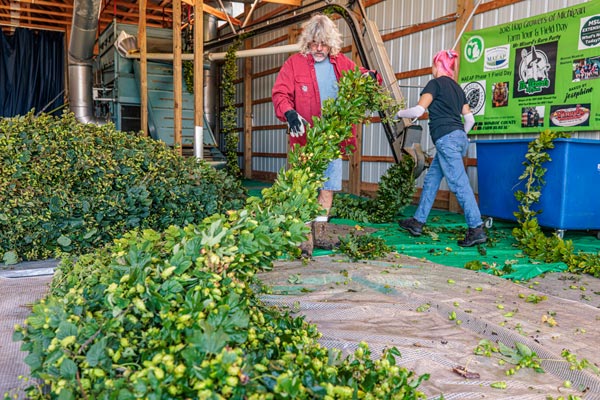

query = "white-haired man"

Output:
[[272, 13, 378, 256]]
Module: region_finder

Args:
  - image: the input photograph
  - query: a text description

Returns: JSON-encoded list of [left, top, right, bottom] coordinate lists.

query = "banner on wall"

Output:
[[458, 2, 600, 134]]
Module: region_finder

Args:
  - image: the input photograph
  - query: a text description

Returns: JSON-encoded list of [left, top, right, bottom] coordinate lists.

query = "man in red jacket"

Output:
[[272, 13, 377, 256]]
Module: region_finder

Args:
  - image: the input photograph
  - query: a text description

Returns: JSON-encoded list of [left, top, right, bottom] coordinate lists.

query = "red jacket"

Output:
[[272, 52, 369, 154]]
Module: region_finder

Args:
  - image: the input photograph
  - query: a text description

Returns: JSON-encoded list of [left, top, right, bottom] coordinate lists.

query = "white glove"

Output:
[[463, 112, 475, 133], [396, 105, 425, 119]]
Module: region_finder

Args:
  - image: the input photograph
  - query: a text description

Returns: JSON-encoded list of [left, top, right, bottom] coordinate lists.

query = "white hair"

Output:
[[297, 14, 343, 56]]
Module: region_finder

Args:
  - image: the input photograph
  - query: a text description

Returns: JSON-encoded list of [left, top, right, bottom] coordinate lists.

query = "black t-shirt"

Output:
[[421, 76, 467, 143]]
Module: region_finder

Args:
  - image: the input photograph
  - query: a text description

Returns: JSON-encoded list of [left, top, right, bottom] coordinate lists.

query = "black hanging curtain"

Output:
[[0, 28, 65, 117]]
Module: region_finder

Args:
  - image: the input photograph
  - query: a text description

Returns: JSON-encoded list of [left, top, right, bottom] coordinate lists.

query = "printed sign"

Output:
[[459, 3, 600, 134]]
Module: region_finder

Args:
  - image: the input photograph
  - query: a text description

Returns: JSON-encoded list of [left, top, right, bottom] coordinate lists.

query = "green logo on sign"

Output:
[[464, 36, 484, 62], [580, 15, 600, 48]]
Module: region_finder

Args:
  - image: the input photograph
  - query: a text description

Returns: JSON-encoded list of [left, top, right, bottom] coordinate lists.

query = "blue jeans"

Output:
[[414, 130, 483, 228], [322, 158, 342, 191]]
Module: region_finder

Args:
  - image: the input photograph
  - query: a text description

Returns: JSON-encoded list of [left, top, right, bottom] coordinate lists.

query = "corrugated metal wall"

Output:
[[220, 0, 598, 205], [248, 14, 289, 178]]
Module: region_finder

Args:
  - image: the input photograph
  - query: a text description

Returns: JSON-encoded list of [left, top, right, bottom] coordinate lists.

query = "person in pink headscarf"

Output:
[[396, 49, 486, 247]]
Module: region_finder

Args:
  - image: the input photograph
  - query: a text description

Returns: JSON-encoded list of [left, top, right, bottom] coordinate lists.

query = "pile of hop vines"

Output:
[[13, 69, 428, 399], [14, 227, 427, 399], [331, 156, 416, 224]]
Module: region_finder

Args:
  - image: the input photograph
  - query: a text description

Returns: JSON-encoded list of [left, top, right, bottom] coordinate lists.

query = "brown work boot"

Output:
[[313, 221, 340, 250], [298, 223, 314, 257]]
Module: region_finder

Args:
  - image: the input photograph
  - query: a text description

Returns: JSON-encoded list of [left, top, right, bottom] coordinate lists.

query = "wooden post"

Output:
[[173, 0, 183, 155], [139, 0, 148, 136], [243, 38, 253, 178], [455, 0, 474, 71], [193, 0, 204, 159], [348, 41, 362, 195]]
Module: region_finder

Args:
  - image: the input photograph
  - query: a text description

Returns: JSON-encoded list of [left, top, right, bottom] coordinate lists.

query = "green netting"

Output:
[[242, 178, 272, 189], [316, 205, 600, 281], [243, 180, 599, 281]]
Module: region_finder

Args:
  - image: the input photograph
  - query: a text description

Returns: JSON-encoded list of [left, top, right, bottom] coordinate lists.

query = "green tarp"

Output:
[[245, 181, 599, 281], [326, 206, 600, 281]]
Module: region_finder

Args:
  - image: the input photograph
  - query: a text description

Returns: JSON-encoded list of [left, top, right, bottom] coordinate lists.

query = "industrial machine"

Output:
[[93, 21, 226, 165], [68, 0, 425, 175]]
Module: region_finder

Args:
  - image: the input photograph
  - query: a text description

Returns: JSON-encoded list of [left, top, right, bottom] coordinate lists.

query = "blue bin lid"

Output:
[[472, 138, 600, 144]]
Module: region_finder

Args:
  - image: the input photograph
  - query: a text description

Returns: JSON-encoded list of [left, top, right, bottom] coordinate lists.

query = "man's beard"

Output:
[[313, 52, 327, 62]]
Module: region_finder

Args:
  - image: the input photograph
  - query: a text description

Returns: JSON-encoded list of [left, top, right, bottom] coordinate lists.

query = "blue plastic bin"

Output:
[[475, 138, 600, 231]]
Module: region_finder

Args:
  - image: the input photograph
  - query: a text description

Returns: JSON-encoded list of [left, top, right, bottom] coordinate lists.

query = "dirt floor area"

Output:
[[312, 220, 377, 250]]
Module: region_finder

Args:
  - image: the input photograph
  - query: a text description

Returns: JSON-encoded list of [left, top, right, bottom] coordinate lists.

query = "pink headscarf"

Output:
[[433, 49, 458, 79]]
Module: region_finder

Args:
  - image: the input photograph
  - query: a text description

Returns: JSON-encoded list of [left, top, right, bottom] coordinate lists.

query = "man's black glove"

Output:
[[285, 109, 306, 137], [362, 70, 378, 81]]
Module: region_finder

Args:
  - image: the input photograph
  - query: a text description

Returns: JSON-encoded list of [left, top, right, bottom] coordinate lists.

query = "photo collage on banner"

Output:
[[458, 2, 600, 134]]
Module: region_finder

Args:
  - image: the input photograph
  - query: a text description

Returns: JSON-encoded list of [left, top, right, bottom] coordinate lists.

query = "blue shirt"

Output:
[[314, 57, 338, 104]]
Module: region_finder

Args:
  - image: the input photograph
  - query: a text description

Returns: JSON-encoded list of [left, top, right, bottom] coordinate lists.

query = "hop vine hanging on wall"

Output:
[[183, 60, 194, 94], [512, 130, 600, 277], [185, 41, 241, 179], [221, 41, 242, 179]]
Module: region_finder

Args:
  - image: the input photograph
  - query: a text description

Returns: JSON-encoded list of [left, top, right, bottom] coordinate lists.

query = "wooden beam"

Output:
[[395, 67, 431, 80], [173, 0, 183, 155], [241, 0, 259, 28], [261, 0, 302, 6], [139, 0, 148, 137], [456, 0, 474, 48], [181, 0, 242, 26], [10, 0, 73, 9], [204, 2, 242, 26], [349, 40, 361, 195], [102, 12, 166, 23], [242, 4, 287, 26], [0, 11, 66, 26], [0, 20, 66, 32], [478, 0, 523, 12], [381, 13, 458, 42], [0, 12, 164, 30], [0, 5, 70, 19], [193, 0, 204, 159], [448, 0, 476, 213]]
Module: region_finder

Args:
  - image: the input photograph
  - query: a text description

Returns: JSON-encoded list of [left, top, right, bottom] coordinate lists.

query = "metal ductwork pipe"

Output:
[[204, 12, 218, 135], [68, 0, 104, 124], [207, 44, 300, 61]]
